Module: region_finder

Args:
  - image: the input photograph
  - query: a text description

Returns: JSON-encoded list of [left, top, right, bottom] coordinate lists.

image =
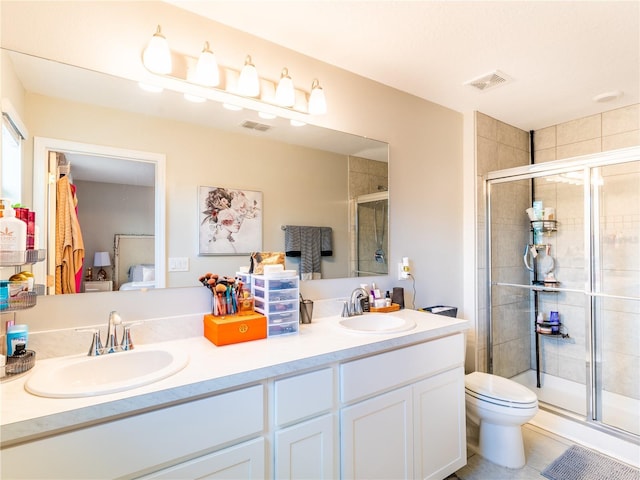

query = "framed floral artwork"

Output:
[[198, 186, 262, 255]]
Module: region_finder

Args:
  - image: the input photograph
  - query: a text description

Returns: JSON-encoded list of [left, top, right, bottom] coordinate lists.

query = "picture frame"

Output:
[[198, 186, 262, 255]]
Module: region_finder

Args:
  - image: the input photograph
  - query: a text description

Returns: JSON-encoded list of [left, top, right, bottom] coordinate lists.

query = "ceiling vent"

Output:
[[241, 120, 271, 132], [464, 70, 512, 92]]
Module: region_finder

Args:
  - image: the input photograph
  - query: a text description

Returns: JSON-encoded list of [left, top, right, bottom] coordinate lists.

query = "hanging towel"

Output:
[[299, 226, 322, 280], [284, 225, 324, 279], [55, 176, 85, 294], [320, 227, 333, 256], [284, 225, 301, 257]]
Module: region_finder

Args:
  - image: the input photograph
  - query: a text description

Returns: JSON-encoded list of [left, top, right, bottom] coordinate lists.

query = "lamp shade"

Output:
[[308, 79, 327, 115], [194, 42, 220, 87], [237, 55, 260, 97], [94, 251, 111, 267], [275, 68, 295, 107], [142, 25, 172, 74]]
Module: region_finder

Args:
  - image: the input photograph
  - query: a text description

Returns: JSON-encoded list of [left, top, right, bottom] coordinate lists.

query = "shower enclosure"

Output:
[[485, 147, 639, 441], [354, 191, 388, 276]]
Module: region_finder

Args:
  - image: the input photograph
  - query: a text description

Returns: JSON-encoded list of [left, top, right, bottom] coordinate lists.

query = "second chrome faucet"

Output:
[[85, 311, 139, 356]]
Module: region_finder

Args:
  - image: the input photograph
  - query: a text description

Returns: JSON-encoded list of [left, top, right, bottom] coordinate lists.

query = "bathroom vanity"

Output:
[[0, 309, 468, 479]]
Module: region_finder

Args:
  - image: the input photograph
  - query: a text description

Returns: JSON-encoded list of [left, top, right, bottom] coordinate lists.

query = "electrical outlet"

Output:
[[398, 257, 410, 280], [398, 263, 410, 280], [168, 257, 189, 272]]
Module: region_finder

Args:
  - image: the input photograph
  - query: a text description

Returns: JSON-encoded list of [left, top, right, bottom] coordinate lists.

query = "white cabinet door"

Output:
[[138, 437, 265, 479], [274, 413, 335, 479], [413, 367, 466, 480], [340, 386, 413, 480]]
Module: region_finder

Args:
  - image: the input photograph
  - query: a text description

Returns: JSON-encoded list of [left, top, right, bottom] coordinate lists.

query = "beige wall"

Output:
[[2, 1, 463, 333]]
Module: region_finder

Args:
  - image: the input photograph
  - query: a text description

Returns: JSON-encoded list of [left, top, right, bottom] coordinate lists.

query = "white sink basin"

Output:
[[25, 346, 189, 398], [338, 314, 417, 333]]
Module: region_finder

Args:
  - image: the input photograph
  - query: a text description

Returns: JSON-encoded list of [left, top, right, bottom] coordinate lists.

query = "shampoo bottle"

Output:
[[0, 206, 27, 258]]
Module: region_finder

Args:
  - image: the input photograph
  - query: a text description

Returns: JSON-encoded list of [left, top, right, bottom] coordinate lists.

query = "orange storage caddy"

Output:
[[203, 312, 267, 346]]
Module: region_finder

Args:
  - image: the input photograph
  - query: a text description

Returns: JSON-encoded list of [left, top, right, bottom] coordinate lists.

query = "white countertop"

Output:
[[1, 309, 467, 447]]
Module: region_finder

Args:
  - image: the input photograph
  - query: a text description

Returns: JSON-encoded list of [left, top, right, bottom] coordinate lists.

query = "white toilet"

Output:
[[465, 371, 538, 469]]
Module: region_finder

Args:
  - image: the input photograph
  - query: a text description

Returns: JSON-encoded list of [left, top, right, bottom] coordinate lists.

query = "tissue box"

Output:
[[203, 312, 267, 346]]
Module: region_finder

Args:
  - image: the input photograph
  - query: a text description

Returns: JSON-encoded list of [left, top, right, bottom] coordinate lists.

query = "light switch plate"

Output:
[[168, 257, 189, 272]]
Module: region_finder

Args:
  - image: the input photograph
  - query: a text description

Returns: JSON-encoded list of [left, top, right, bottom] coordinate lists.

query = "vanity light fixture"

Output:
[[275, 68, 295, 107], [142, 25, 172, 75], [308, 79, 327, 115], [237, 55, 260, 97], [193, 42, 220, 87], [140, 28, 327, 116]]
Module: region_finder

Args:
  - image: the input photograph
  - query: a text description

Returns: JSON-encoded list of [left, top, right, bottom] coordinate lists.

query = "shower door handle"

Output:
[[523, 245, 534, 271]]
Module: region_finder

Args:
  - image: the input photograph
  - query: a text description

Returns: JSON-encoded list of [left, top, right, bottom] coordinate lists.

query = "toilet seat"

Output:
[[465, 372, 537, 409]]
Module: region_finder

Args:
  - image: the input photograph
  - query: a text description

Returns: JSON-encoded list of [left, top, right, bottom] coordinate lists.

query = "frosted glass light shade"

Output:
[[142, 25, 172, 75], [275, 68, 295, 107], [194, 42, 219, 87], [308, 79, 327, 115], [237, 55, 260, 97]]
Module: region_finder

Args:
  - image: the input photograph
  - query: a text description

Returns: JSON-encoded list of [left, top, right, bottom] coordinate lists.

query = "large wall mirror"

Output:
[[2, 48, 389, 294]]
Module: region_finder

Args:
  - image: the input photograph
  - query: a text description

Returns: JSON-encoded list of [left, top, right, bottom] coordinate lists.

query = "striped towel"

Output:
[[285, 225, 332, 279]]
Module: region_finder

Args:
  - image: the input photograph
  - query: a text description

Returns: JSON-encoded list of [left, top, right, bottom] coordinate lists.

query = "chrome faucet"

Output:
[[347, 287, 368, 316], [104, 310, 122, 353], [81, 311, 139, 356]]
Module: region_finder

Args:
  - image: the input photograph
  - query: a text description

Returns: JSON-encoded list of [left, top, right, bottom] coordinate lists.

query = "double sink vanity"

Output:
[[1, 308, 468, 479]]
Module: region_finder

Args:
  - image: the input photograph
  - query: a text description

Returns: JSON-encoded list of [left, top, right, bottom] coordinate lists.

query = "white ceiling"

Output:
[[168, 0, 640, 131]]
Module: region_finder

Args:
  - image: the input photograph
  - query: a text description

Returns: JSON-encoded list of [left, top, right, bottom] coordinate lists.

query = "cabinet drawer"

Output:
[[340, 333, 464, 404], [254, 297, 297, 313], [1, 384, 265, 479], [275, 368, 334, 426]]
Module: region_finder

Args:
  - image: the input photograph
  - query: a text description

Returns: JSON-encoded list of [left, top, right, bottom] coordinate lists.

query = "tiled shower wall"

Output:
[[475, 112, 531, 373]]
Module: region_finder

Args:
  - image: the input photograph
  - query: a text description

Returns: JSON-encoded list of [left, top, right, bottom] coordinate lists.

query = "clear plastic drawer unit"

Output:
[[251, 273, 299, 337]]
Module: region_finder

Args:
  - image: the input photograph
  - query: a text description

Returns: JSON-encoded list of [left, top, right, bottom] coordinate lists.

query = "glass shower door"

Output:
[[488, 167, 589, 419], [592, 161, 640, 435]]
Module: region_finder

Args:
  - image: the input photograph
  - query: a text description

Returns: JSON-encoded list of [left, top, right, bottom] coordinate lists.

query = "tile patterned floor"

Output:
[[451, 423, 575, 479]]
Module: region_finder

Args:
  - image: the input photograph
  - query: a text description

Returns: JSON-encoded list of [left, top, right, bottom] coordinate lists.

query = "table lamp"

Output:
[[94, 251, 111, 281]]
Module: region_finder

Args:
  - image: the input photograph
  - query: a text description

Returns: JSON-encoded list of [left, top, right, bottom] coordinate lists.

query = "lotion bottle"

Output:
[[0, 206, 27, 256]]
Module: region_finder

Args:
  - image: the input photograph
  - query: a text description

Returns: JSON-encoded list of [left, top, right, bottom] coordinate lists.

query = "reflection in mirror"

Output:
[[3, 48, 389, 293], [355, 192, 389, 276], [32, 137, 166, 295]]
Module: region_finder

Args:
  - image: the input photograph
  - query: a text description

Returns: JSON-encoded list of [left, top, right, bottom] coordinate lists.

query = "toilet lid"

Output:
[[465, 372, 537, 405]]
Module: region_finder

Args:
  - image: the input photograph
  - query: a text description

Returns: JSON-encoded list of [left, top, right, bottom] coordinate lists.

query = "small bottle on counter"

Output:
[[7, 324, 28, 356], [360, 284, 370, 312]]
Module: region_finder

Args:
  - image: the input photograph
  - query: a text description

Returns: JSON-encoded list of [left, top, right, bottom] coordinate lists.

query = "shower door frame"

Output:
[[484, 146, 640, 441]]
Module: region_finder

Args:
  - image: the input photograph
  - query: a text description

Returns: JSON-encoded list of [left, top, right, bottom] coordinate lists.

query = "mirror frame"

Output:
[[32, 137, 166, 292]]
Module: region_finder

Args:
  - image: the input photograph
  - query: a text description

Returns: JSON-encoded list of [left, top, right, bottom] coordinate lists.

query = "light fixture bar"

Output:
[[140, 29, 327, 117]]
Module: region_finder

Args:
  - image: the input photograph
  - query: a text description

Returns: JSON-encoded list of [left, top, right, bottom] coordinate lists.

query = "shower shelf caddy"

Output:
[[528, 219, 569, 388]]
